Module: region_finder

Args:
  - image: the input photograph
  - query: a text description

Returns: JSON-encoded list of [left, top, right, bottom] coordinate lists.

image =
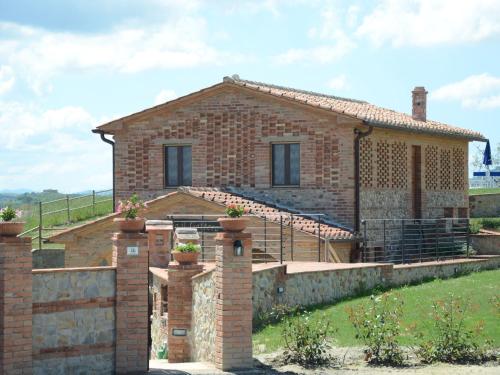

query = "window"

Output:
[[164, 145, 192, 187], [272, 143, 300, 186]]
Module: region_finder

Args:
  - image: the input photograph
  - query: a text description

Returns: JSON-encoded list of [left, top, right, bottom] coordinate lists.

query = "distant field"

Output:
[[469, 187, 500, 195]]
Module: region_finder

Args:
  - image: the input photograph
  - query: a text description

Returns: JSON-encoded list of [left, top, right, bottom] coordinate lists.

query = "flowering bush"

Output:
[[225, 204, 249, 218], [0, 206, 22, 222], [347, 292, 405, 366], [173, 243, 200, 253], [116, 193, 146, 219]]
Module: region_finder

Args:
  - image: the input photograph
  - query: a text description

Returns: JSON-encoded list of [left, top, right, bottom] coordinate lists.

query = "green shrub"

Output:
[[481, 218, 500, 231], [282, 311, 333, 367], [173, 243, 200, 253], [347, 292, 405, 366], [416, 294, 492, 364]]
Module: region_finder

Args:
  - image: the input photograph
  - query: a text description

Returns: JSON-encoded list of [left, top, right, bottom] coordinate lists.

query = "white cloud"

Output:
[[0, 65, 15, 95], [275, 2, 355, 64], [356, 0, 500, 47], [327, 74, 348, 90], [154, 89, 178, 105], [0, 100, 112, 192], [0, 18, 240, 93], [431, 73, 500, 109]]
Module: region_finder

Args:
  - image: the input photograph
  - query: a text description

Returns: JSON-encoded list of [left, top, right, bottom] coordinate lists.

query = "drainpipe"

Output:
[[354, 123, 373, 233], [92, 129, 116, 212]]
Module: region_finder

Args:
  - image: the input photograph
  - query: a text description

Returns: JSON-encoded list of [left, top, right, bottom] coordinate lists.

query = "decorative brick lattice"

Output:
[[360, 138, 373, 188], [452, 147, 466, 190], [377, 140, 390, 188], [425, 145, 439, 190], [391, 141, 407, 189], [440, 149, 451, 190]]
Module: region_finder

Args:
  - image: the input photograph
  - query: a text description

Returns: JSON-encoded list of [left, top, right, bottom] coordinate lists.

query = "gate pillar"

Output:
[[214, 230, 253, 371]]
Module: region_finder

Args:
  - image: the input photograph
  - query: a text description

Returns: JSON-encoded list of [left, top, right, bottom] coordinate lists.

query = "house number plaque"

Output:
[[127, 246, 139, 256]]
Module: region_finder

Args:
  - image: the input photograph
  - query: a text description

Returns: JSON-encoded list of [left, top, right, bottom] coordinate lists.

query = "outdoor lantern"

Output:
[[233, 240, 244, 256]]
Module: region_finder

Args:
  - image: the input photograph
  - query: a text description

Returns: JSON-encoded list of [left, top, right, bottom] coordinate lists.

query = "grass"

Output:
[[470, 217, 500, 233], [469, 188, 500, 195], [253, 269, 500, 353]]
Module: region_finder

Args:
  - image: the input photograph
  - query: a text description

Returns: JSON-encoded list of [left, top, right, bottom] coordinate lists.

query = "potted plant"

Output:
[[218, 204, 250, 232], [114, 193, 147, 232], [172, 243, 200, 265], [0, 206, 24, 237]]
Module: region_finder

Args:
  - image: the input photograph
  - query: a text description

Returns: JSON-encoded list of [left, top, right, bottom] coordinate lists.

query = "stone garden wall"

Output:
[[469, 193, 500, 218], [191, 270, 217, 362], [32, 267, 116, 374]]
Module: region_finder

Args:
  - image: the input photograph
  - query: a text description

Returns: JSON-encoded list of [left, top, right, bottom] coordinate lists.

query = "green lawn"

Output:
[[469, 187, 500, 195], [253, 269, 500, 353], [470, 217, 500, 233]]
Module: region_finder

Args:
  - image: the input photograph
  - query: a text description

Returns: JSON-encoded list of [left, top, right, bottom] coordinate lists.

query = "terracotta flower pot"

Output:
[[172, 251, 199, 265], [114, 217, 145, 233], [0, 222, 25, 237], [218, 217, 249, 232]]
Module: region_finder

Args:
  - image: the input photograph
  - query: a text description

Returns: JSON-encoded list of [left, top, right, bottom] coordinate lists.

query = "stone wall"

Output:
[[32, 248, 65, 269], [471, 231, 500, 255], [469, 193, 500, 218], [32, 267, 116, 374], [191, 270, 216, 362], [252, 256, 500, 317], [150, 268, 169, 360]]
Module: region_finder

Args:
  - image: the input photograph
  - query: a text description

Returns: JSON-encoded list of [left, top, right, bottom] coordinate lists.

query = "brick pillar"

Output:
[[167, 263, 203, 363], [214, 231, 253, 371], [112, 232, 149, 374], [146, 220, 172, 268], [0, 235, 33, 374]]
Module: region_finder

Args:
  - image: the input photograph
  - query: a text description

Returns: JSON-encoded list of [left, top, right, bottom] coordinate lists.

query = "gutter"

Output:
[[92, 129, 116, 211], [354, 123, 373, 233]]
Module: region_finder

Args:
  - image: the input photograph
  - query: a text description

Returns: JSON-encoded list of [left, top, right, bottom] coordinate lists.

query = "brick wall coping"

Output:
[[32, 266, 116, 274], [191, 264, 216, 280], [150, 267, 169, 282], [471, 229, 500, 237], [393, 256, 500, 270]]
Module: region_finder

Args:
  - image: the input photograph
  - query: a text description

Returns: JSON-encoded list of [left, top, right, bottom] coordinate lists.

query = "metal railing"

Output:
[[361, 218, 471, 264], [19, 189, 113, 250], [167, 213, 327, 264]]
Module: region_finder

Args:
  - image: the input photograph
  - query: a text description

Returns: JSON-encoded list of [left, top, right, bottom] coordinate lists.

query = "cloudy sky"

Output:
[[1, 0, 499, 192]]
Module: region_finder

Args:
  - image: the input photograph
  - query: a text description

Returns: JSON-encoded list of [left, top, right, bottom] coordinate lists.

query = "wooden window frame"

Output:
[[164, 145, 192, 187], [271, 143, 300, 187]]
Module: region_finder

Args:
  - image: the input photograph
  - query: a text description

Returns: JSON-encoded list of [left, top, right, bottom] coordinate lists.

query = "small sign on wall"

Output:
[[127, 246, 139, 256]]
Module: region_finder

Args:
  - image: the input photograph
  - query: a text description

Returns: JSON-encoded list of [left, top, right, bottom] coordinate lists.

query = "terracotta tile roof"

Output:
[[184, 187, 354, 241], [225, 75, 485, 141]]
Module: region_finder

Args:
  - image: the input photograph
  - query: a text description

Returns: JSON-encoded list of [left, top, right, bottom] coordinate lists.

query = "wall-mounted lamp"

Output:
[[233, 240, 244, 256], [277, 286, 285, 294], [172, 328, 187, 336]]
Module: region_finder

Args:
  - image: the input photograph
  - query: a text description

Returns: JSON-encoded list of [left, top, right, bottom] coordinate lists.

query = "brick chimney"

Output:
[[412, 86, 427, 121]]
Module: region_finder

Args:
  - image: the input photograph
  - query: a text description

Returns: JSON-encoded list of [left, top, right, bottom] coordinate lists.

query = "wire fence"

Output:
[[361, 218, 471, 264], [20, 189, 113, 250], [167, 213, 328, 264]]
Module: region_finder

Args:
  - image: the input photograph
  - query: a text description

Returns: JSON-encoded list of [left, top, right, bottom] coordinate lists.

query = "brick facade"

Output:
[[112, 232, 149, 374], [0, 236, 33, 374], [113, 88, 358, 228]]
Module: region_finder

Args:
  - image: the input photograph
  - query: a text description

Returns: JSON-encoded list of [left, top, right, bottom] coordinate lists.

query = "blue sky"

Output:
[[1, 0, 499, 192]]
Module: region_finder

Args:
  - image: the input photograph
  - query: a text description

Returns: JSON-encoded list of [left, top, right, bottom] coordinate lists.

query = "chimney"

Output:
[[412, 86, 427, 121]]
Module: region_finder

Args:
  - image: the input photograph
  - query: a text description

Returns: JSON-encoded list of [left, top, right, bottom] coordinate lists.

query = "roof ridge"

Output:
[[226, 75, 368, 105]]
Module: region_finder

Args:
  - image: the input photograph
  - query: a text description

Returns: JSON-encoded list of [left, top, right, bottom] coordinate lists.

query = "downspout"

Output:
[[354, 123, 373, 233], [92, 129, 116, 212]]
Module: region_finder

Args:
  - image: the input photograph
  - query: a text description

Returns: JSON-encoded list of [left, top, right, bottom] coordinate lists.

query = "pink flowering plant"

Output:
[[225, 204, 249, 218], [0, 206, 23, 222], [116, 193, 146, 219]]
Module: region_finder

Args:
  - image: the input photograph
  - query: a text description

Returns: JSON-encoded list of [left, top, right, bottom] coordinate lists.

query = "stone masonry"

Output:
[[0, 235, 33, 375], [214, 231, 253, 371], [112, 232, 149, 374]]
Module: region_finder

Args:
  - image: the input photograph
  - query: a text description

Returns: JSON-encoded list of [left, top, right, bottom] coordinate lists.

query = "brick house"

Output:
[[94, 75, 483, 226], [51, 75, 484, 266]]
